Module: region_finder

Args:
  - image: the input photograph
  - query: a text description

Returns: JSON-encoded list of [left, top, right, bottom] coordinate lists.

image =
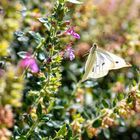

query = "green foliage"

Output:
[[0, 0, 140, 140]]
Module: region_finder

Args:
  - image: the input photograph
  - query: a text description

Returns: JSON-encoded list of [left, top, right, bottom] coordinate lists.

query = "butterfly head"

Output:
[[90, 43, 98, 53]]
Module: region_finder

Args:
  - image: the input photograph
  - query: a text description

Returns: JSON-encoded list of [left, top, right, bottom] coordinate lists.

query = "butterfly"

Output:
[[81, 44, 131, 82]]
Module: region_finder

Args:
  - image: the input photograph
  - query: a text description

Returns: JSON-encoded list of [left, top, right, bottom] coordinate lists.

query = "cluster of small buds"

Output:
[[29, 98, 47, 121], [104, 84, 140, 127], [102, 116, 116, 128], [0, 105, 13, 140], [0, 0, 22, 57], [86, 127, 99, 139], [135, 99, 140, 112], [117, 100, 133, 118], [0, 65, 24, 107], [71, 114, 84, 138], [75, 88, 85, 104], [0, 128, 12, 140], [71, 120, 81, 136], [117, 84, 140, 118], [85, 83, 140, 139], [0, 105, 14, 128], [29, 107, 38, 120]]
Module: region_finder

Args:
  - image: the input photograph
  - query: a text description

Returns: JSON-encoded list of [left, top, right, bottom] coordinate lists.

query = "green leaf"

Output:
[[67, 0, 83, 4], [44, 23, 51, 31], [67, 70, 77, 83], [52, 121, 63, 129], [66, 124, 73, 139], [92, 119, 102, 128], [117, 93, 125, 101], [13, 126, 21, 136], [18, 36, 29, 42], [58, 0, 65, 3], [39, 18, 51, 31], [26, 115, 34, 126], [38, 17, 48, 23], [47, 98, 55, 112], [17, 51, 28, 58], [53, 105, 64, 110], [55, 124, 67, 138], [36, 103, 42, 118], [28, 31, 42, 43], [70, 136, 79, 140], [46, 121, 54, 127], [102, 100, 109, 108], [119, 118, 125, 126], [38, 53, 46, 61], [34, 132, 42, 140], [132, 80, 137, 86], [103, 128, 110, 139], [14, 31, 25, 37], [113, 98, 117, 107]]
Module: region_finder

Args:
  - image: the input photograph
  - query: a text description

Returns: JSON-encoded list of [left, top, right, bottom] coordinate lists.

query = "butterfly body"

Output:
[[82, 44, 131, 82]]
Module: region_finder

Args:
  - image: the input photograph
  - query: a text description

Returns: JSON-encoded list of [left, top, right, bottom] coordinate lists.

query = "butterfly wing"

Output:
[[82, 46, 114, 81], [87, 49, 115, 79], [82, 44, 131, 82], [98, 48, 131, 70], [82, 46, 97, 82]]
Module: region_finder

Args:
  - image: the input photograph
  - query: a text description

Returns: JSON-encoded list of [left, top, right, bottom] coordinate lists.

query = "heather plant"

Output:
[[0, 0, 140, 140]]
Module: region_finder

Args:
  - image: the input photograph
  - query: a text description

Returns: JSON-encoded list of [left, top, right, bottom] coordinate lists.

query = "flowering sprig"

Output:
[[13, 1, 82, 139], [63, 26, 80, 61]]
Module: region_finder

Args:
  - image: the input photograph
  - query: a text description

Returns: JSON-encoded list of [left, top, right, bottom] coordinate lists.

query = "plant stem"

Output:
[[24, 24, 56, 139], [25, 118, 39, 139], [71, 80, 82, 95]]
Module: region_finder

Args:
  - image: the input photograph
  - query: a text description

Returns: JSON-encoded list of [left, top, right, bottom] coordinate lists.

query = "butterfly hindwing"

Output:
[[104, 50, 131, 69]]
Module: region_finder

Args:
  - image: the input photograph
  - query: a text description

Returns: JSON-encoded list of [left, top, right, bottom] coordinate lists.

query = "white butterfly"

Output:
[[82, 44, 131, 82]]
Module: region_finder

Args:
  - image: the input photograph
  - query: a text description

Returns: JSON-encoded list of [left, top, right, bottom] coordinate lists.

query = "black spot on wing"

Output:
[[115, 61, 119, 63]]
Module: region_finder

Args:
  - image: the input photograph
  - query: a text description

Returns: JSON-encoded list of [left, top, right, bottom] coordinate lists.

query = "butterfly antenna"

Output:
[[82, 52, 89, 57], [82, 46, 92, 58]]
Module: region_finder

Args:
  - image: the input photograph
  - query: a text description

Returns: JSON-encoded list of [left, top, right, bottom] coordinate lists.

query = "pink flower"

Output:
[[65, 27, 80, 39], [64, 46, 75, 61], [19, 53, 39, 73]]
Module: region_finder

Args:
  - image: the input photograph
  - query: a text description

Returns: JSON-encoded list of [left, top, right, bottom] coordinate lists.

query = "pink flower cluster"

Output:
[[64, 26, 80, 61], [19, 25, 80, 74], [65, 27, 80, 39], [64, 46, 75, 61], [19, 53, 39, 73]]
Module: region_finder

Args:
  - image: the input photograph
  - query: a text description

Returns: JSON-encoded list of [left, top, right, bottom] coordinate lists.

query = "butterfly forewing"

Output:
[[82, 46, 96, 81], [88, 50, 114, 79], [85, 47, 96, 72]]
